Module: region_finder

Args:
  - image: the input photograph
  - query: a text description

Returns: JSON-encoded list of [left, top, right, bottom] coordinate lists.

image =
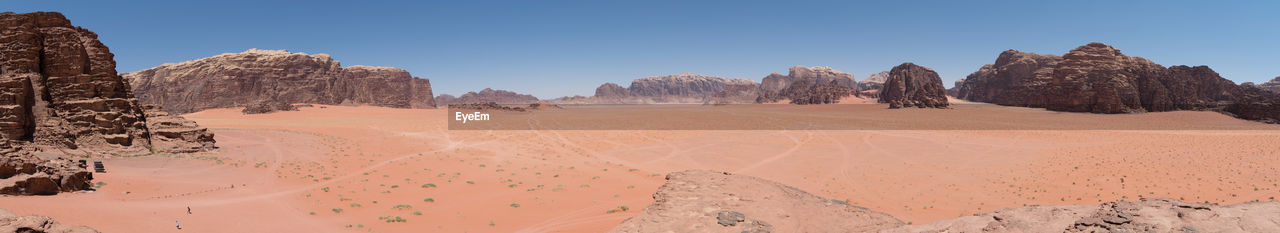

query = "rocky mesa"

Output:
[[124, 49, 436, 114], [591, 72, 757, 104], [757, 66, 859, 103], [435, 88, 539, 105]]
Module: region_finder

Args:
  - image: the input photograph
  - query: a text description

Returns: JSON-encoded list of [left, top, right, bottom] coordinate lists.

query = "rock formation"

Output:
[[887, 198, 1280, 233], [705, 83, 760, 105], [593, 83, 630, 99], [858, 71, 889, 91], [0, 209, 99, 233], [1224, 85, 1280, 124], [946, 78, 965, 97], [609, 170, 904, 233], [758, 66, 858, 103], [785, 80, 855, 105], [435, 88, 539, 105], [124, 49, 436, 114], [1259, 76, 1280, 94], [958, 43, 1243, 114], [0, 154, 92, 195], [0, 11, 213, 157], [953, 49, 1061, 107], [142, 105, 215, 153], [240, 99, 299, 115], [615, 170, 1280, 233], [879, 63, 949, 108]]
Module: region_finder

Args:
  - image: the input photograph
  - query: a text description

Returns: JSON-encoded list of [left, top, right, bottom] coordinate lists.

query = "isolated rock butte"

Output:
[[609, 170, 905, 233], [880, 63, 949, 108], [0, 208, 99, 233], [593, 83, 630, 98], [0, 11, 213, 157], [124, 49, 436, 114], [758, 66, 859, 103], [615, 170, 1280, 233], [435, 88, 539, 105]]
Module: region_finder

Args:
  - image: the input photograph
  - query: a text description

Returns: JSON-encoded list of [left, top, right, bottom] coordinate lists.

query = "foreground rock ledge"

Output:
[[0, 208, 99, 233], [612, 170, 1280, 233]]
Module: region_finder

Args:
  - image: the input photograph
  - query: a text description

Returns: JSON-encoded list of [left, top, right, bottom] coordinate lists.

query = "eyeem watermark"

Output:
[[454, 111, 489, 124]]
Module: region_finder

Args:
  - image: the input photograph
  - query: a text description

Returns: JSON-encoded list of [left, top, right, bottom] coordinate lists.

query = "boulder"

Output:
[[0, 208, 100, 233], [880, 63, 949, 108]]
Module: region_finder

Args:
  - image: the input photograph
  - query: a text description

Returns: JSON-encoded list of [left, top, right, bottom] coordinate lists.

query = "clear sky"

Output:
[[9, 0, 1279, 99]]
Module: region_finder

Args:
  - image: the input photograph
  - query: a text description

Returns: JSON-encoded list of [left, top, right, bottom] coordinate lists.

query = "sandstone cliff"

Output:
[[880, 63, 949, 109], [1259, 76, 1280, 94], [1, 12, 214, 195], [435, 88, 539, 105], [758, 66, 858, 103], [858, 71, 889, 91], [124, 49, 436, 114], [614, 170, 1280, 233], [1, 12, 213, 157], [959, 43, 1244, 114]]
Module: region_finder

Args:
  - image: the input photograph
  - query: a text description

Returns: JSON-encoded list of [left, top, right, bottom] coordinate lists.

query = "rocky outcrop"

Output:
[[141, 105, 214, 153], [880, 63, 949, 108], [0, 154, 92, 195], [758, 66, 858, 103], [446, 102, 526, 112], [959, 43, 1245, 114], [786, 80, 855, 105], [609, 170, 904, 233], [240, 99, 298, 115], [1, 11, 213, 157], [1223, 85, 1280, 124], [435, 88, 539, 105], [954, 49, 1061, 107], [0, 209, 99, 233], [705, 83, 760, 105], [858, 71, 889, 91], [946, 78, 965, 97], [616, 170, 1280, 233], [124, 49, 436, 114], [1259, 76, 1280, 94], [593, 83, 630, 99], [888, 198, 1280, 233]]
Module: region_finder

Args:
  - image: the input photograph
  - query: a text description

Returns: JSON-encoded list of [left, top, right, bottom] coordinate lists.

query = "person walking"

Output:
[[187, 206, 192, 214], [176, 220, 181, 230]]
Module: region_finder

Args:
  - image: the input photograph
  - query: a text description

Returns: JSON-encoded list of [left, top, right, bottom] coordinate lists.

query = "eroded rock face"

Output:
[[617, 170, 1280, 233], [758, 66, 858, 103], [1, 12, 213, 157], [142, 105, 215, 153], [0, 208, 100, 233], [609, 170, 904, 233], [593, 83, 630, 99], [1224, 86, 1280, 124], [1259, 76, 1280, 94], [954, 49, 1061, 107], [888, 198, 1280, 233], [960, 43, 1246, 114], [626, 73, 756, 103], [240, 99, 298, 115], [124, 49, 436, 114], [858, 71, 889, 91], [435, 88, 539, 105], [880, 63, 949, 109], [0, 154, 92, 196], [705, 83, 761, 105]]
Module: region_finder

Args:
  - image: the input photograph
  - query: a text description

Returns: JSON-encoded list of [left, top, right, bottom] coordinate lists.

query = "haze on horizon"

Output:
[[9, 0, 1279, 99]]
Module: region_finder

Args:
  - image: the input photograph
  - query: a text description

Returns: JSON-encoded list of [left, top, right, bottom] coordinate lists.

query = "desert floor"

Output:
[[1, 103, 1278, 232]]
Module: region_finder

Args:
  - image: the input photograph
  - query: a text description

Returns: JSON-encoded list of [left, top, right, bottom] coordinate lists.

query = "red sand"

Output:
[[1, 104, 1277, 232]]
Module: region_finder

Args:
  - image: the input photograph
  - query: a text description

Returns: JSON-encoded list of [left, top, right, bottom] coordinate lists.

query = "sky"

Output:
[[8, 0, 1280, 99]]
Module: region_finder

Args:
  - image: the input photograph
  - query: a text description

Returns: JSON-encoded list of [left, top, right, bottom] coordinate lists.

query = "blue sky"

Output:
[[9, 0, 1279, 99]]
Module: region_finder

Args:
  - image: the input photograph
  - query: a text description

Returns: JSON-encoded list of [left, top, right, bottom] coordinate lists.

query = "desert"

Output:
[[5, 2, 1280, 233]]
